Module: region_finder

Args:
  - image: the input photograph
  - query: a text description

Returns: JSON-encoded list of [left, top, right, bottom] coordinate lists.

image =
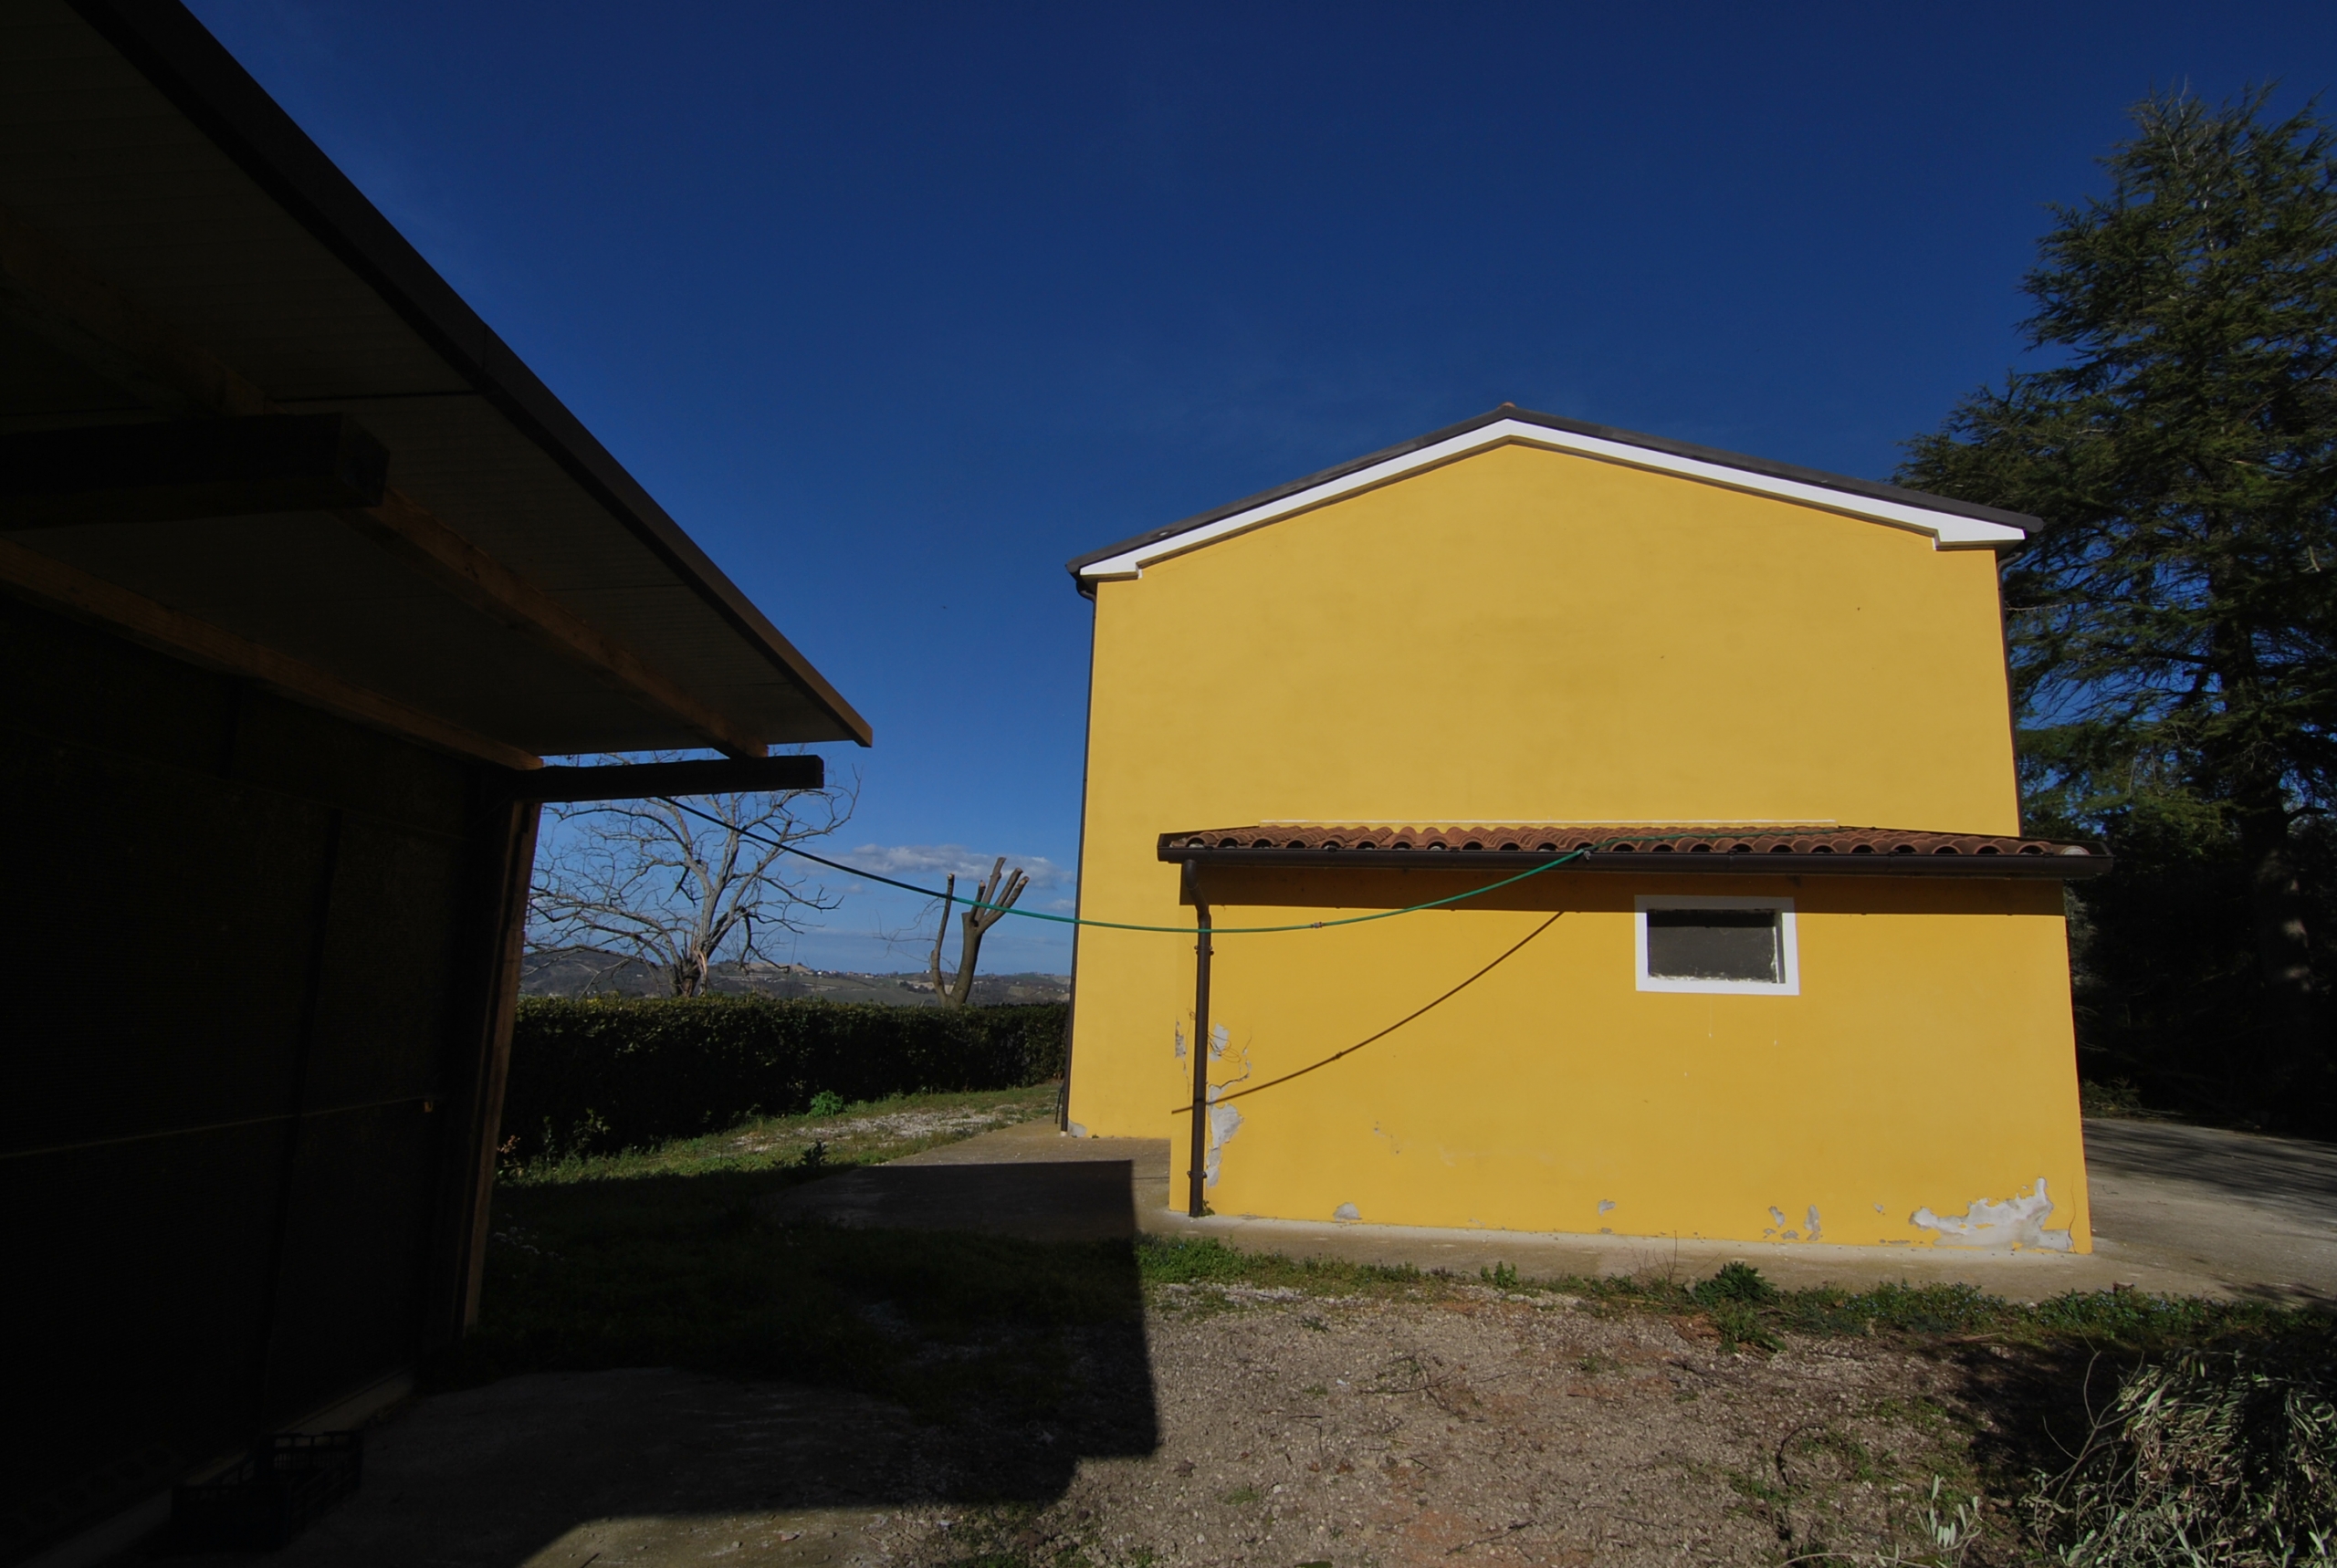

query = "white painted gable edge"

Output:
[[1074, 419, 2027, 580]]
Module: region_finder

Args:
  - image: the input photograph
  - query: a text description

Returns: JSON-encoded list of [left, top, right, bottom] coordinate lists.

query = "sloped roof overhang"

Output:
[[1069, 407, 2038, 591], [1158, 824, 2110, 880], [0, 0, 869, 766]]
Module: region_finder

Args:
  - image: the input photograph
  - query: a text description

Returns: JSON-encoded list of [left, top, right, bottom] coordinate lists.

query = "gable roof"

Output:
[[1067, 406, 2038, 589]]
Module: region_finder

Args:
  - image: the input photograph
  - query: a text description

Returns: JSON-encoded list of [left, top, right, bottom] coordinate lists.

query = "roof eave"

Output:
[[1156, 845, 2112, 881], [68, 0, 873, 747]]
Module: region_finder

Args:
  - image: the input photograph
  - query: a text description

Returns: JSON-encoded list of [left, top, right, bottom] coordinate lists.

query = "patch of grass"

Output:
[[1694, 1259, 1779, 1305], [497, 1082, 1058, 1185], [1787, 1426, 1888, 1487], [1137, 1235, 1420, 1296], [1133, 1243, 2335, 1367]]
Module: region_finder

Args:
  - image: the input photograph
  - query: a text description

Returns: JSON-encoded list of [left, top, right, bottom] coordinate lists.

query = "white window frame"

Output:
[[1635, 894, 1799, 996]]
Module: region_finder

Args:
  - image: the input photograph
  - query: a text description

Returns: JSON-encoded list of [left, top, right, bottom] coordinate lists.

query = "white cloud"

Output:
[[848, 844, 1070, 890]]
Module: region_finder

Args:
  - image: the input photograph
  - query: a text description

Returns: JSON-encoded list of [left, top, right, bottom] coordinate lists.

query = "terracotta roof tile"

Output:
[[1157, 824, 2109, 877]]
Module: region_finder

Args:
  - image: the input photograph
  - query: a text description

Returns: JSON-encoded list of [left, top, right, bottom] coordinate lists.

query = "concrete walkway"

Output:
[[765, 1116, 2337, 1303]]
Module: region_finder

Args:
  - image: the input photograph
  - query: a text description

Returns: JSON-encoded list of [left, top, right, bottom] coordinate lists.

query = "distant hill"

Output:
[[519, 946, 1069, 1007]]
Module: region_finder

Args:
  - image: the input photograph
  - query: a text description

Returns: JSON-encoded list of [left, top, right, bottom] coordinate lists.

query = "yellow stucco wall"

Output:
[[1066, 441, 2088, 1250]]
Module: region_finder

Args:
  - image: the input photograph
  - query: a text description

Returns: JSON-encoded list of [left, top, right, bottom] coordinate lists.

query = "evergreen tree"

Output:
[[1901, 89, 2337, 1121]]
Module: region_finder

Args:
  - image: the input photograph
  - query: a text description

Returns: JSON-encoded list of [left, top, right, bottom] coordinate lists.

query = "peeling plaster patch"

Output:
[[1203, 1089, 1243, 1186], [1066, 1123, 1088, 1139], [1912, 1178, 2074, 1251], [1333, 1203, 1361, 1222], [1597, 1199, 1617, 1216], [1807, 1206, 1823, 1241], [1173, 1023, 1186, 1059], [1768, 1207, 1787, 1229], [1873, 1203, 1886, 1214], [1199, 1033, 1252, 1188]]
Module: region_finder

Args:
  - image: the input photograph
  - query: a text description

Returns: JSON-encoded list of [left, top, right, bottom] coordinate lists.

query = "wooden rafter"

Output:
[[0, 536, 540, 771], [335, 490, 768, 760]]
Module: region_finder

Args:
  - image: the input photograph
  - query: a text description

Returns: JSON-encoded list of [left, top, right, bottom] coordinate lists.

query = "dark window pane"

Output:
[[1646, 908, 1781, 982]]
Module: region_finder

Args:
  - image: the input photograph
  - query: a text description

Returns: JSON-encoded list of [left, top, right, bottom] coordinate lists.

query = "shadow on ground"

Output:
[[2086, 1118, 2337, 1234], [756, 1160, 1144, 1243], [152, 1158, 1158, 1565]]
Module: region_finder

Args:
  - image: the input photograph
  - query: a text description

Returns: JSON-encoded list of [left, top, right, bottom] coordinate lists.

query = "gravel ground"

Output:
[[854, 1285, 2005, 1568], [225, 1281, 2028, 1568]]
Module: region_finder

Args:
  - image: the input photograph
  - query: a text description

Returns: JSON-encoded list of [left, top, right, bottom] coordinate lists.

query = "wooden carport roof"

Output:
[[0, 0, 869, 768]]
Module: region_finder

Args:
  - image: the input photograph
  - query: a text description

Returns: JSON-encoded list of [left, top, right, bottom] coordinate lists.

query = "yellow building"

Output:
[[1061, 407, 2107, 1251]]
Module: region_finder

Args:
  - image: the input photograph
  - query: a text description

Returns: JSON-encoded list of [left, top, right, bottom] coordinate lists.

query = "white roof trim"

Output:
[[1074, 419, 2027, 580]]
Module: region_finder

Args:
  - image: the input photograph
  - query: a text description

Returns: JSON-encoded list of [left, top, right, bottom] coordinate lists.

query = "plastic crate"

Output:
[[171, 1431, 363, 1552]]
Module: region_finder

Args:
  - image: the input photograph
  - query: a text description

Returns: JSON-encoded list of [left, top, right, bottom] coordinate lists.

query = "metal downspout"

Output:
[[1185, 860, 1211, 1218]]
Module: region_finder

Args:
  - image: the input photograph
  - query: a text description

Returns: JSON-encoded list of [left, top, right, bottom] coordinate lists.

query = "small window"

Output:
[[1635, 895, 1798, 995]]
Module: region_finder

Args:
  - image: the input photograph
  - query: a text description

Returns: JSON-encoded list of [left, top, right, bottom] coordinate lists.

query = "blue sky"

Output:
[[189, 0, 2335, 972]]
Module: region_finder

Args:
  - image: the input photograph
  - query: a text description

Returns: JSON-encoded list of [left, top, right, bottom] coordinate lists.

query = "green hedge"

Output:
[[502, 996, 1068, 1160]]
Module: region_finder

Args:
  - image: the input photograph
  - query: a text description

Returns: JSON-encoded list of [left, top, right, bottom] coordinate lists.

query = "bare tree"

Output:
[[529, 753, 856, 998], [927, 856, 1030, 1009]]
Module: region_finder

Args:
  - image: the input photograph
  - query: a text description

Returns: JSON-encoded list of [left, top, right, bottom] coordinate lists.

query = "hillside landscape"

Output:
[[520, 946, 1070, 1007]]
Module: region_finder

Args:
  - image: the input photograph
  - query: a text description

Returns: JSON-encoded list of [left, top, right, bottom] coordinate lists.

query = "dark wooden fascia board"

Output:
[[504, 755, 826, 803]]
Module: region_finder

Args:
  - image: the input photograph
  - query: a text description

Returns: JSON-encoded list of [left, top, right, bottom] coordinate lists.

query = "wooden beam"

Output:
[[0, 536, 540, 771], [336, 490, 767, 759], [0, 202, 767, 758], [508, 754, 824, 802], [453, 795, 540, 1333], [0, 414, 389, 529]]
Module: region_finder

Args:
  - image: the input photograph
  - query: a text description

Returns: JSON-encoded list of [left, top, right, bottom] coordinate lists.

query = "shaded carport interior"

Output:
[[0, 1, 865, 1561]]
